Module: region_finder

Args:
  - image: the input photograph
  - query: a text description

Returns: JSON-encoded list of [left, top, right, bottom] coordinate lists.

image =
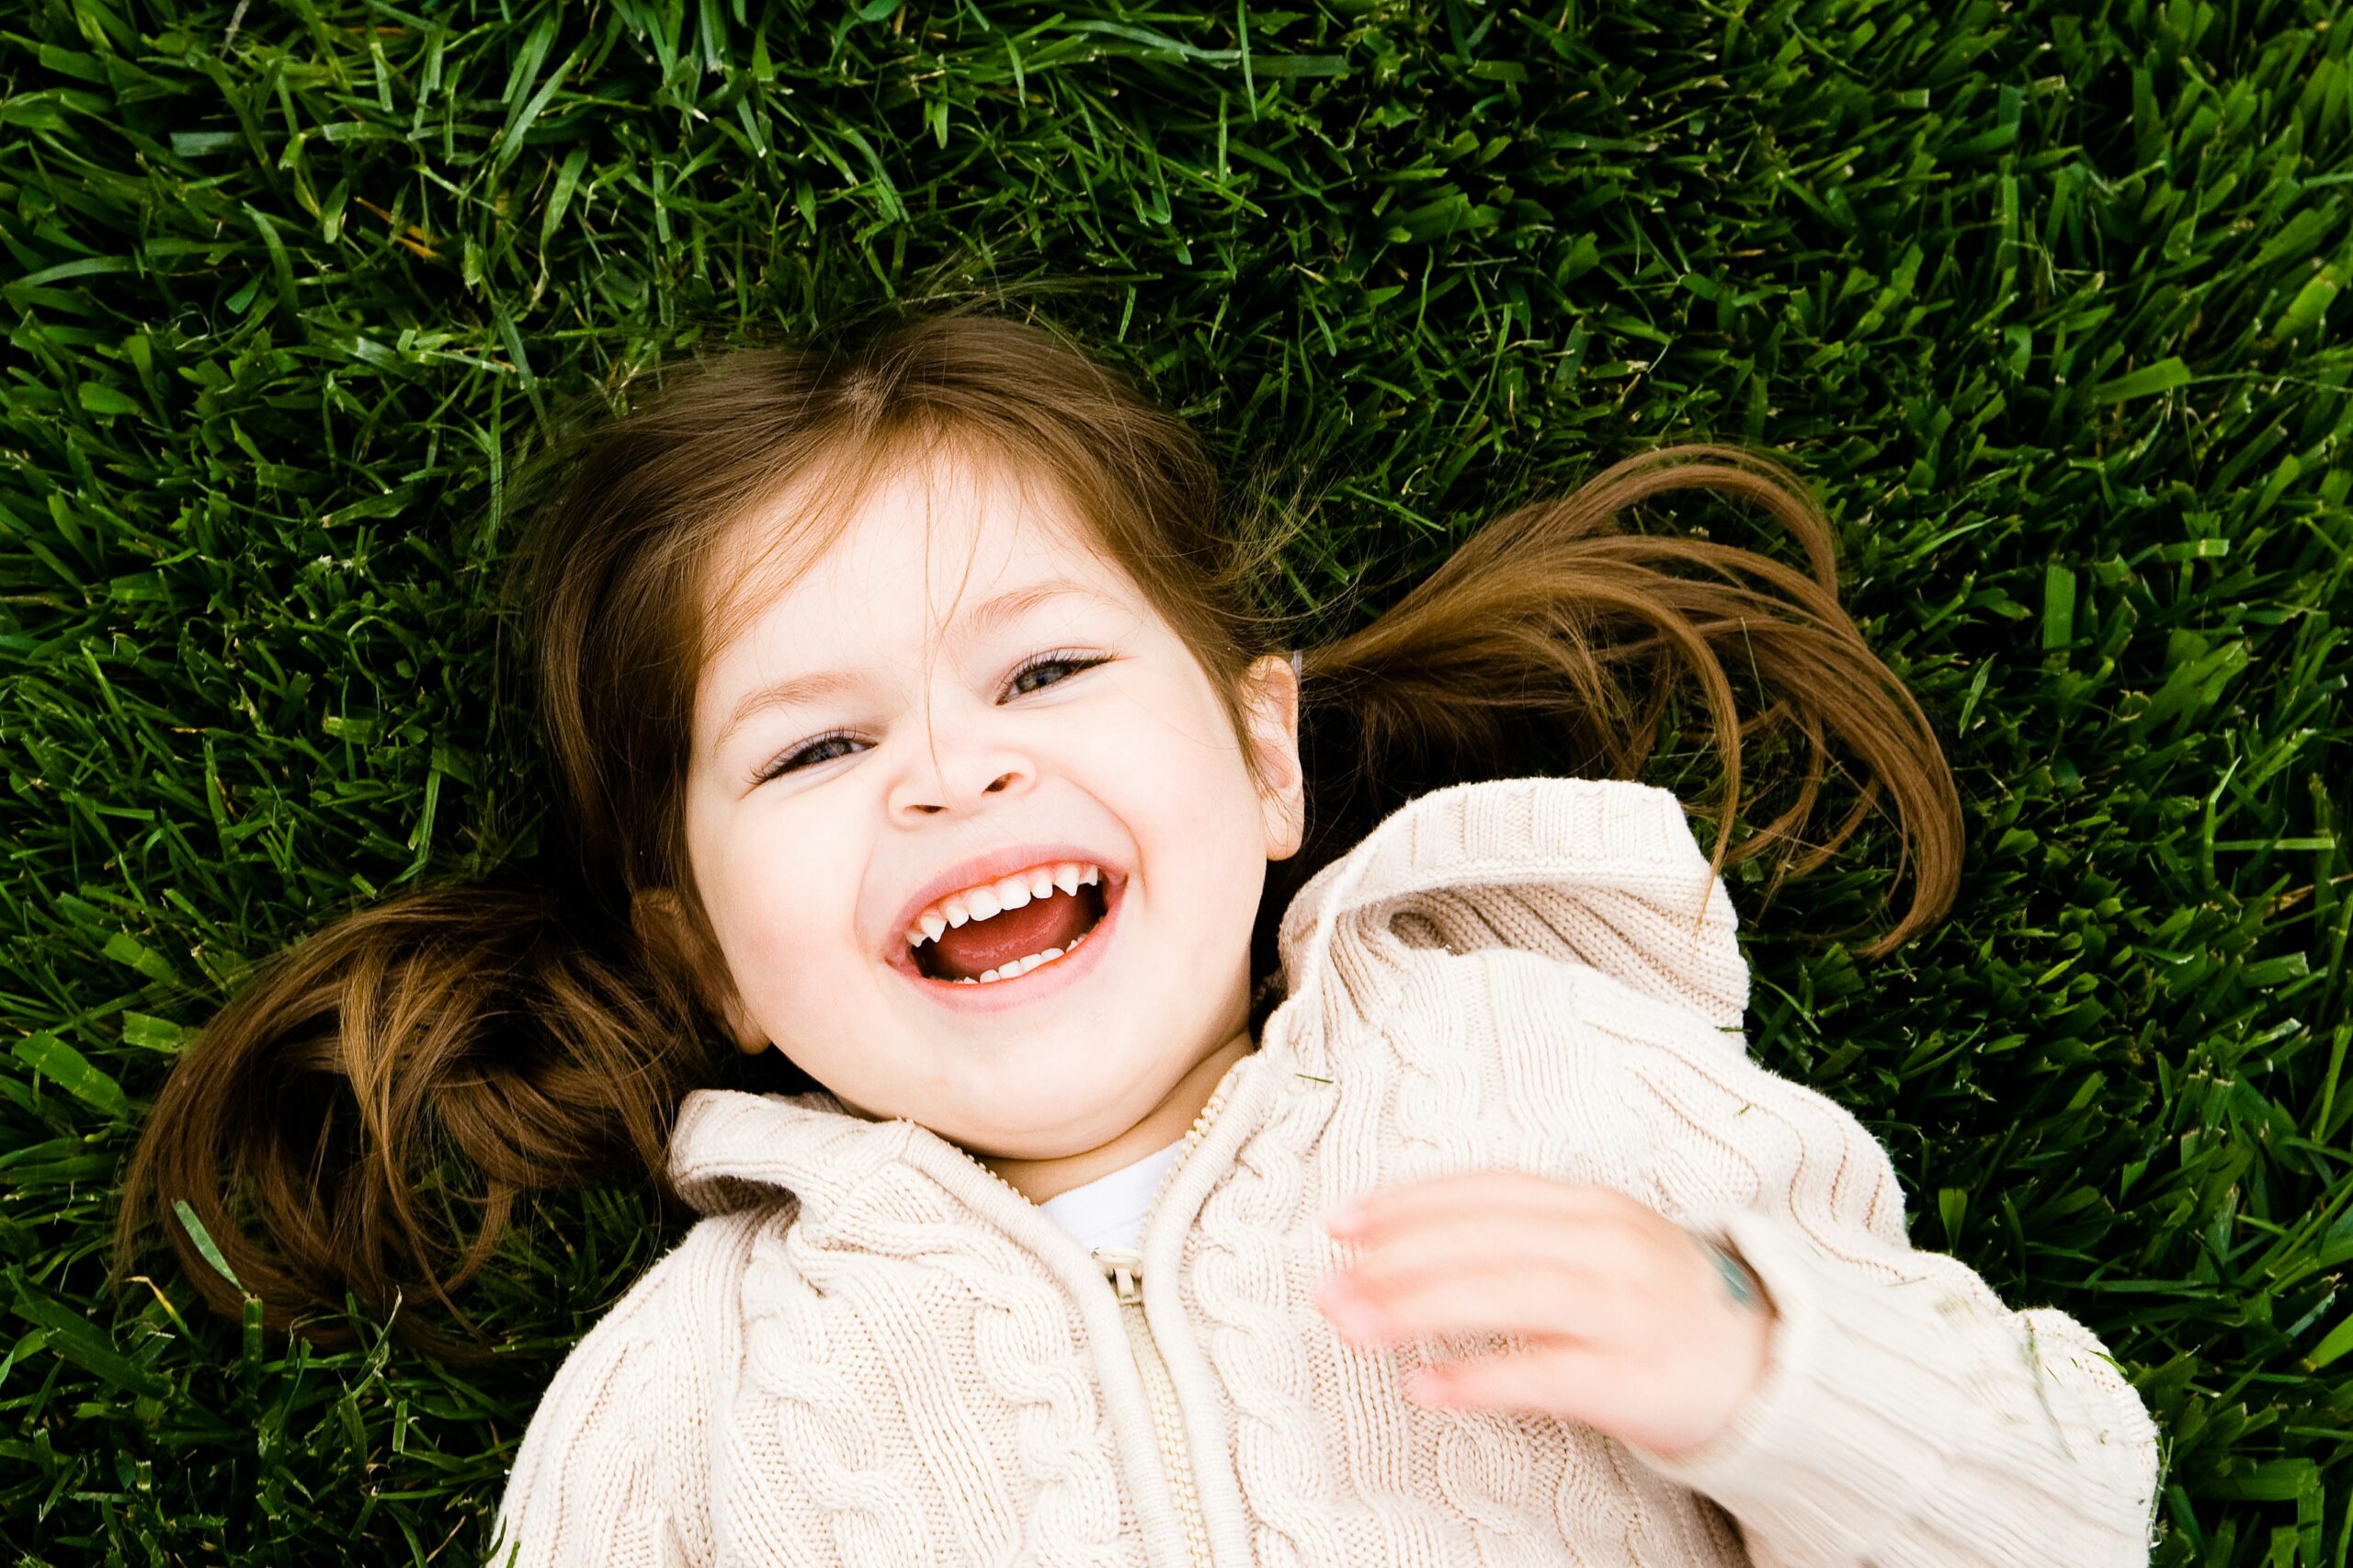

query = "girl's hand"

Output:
[[1316, 1172, 1779, 1457]]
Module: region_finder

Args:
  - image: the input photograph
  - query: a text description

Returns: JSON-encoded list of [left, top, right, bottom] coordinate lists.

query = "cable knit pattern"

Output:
[[491, 776, 2161, 1567]]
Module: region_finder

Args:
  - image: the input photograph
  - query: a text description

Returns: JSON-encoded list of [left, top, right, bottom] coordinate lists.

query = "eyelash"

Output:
[[753, 652, 1110, 783], [757, 729, 860, 782], [1006, 649, 1109, 699]]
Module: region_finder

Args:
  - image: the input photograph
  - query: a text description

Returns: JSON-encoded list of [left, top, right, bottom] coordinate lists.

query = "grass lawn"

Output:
[[3, 0, 2348, 1561]]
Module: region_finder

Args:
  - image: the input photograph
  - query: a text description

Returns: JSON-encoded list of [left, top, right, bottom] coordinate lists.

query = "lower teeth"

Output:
[[950, 926, 1092, 985]]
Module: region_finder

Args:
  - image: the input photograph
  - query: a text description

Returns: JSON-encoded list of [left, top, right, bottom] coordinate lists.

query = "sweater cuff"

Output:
[[1620, 1209, 1982, 1562]]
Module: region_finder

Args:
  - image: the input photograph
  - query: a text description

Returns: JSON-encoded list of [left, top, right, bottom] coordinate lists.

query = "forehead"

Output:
[[696, 440, 1132, 674]]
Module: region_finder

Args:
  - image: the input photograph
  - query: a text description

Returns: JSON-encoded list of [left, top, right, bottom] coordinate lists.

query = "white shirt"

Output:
[[1036, 1138, 1188, 1254]]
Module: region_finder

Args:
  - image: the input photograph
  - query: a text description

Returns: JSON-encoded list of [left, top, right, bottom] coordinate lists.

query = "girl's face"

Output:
[[672, 443, 1303, 1160]]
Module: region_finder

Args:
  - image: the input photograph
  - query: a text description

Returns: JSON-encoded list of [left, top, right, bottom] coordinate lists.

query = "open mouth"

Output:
[[903, 861, 1113, 985]]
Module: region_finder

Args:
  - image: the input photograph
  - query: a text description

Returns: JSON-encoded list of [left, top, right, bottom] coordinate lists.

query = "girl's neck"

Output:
[[983, 1032, 1254, 1204]]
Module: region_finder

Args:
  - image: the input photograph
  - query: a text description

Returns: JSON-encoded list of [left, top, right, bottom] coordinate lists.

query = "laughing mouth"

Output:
[[903, 861, 1110, 985]]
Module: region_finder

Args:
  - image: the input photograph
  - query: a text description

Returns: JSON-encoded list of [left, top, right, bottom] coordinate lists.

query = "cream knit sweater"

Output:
[[491, 777, 2161, 1567]]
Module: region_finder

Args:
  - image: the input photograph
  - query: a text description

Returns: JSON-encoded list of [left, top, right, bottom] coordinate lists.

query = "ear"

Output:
[[1239, 653, 1306, 862], [631, 886, 769, 1055]]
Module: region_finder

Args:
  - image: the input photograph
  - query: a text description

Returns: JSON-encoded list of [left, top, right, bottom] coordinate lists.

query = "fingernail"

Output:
[[1325, 1200, 1366, 1234]]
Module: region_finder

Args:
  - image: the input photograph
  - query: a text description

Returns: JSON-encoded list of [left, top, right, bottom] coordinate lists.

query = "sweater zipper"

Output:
[[958, 1059, 1246, 1565], [1091, 1062, 1241, 1568], [1094, 1247, 1213, 1568]]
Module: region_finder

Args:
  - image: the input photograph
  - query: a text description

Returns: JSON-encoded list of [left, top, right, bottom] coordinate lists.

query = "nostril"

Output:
[[984, 772, 1016, 793]]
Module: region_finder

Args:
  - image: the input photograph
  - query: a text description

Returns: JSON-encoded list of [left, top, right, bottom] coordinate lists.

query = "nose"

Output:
[[888, 720, 1035, 819]]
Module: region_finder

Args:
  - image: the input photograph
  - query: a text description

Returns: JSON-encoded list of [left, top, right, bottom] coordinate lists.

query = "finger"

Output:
[[1334, 1210, 1629, 1297], [1319, 1258, 1622, 1347], [1404, 1345, 1615, 1422], [1405, 1346, 1732, 1454], [1326, 1171, 1626, 1239]]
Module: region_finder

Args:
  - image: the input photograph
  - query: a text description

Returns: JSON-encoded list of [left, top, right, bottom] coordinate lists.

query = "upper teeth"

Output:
[[905, 861, 1100, 948]]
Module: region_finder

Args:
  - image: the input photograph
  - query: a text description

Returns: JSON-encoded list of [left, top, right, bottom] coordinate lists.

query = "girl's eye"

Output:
[[1006, 653, 1108, 698], [757, 731, 865, 782]]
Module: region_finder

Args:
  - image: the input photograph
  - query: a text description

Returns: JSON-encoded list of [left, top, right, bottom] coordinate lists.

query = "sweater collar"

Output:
[[666, 1038, 1293, 1229], [665, 776, 1701, 1220]]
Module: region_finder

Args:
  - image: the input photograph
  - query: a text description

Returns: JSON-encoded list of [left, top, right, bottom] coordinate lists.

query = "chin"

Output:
[[949, 1107, 1128, 1162], [947, 1076, 1165, 1161]]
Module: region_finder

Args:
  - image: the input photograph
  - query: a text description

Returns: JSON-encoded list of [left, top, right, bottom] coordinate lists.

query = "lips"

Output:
[[889, 847, 1129, 983], [915, 880, 1106, 982], [884, 843, 1123, 966]]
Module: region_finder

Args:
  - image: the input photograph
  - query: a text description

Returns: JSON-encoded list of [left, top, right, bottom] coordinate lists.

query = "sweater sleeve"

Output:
[[485, 1223, 733, 1568], [1606, 1009, 2162, 1567]]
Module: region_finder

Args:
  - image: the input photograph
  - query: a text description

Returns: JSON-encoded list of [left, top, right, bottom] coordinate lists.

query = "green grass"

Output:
[[2, 0, 2348, 1560]]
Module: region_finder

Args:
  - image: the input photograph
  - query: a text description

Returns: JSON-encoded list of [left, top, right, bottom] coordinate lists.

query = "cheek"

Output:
[[696, 799, 870, 1003], [1109, 686, 1272, 912]]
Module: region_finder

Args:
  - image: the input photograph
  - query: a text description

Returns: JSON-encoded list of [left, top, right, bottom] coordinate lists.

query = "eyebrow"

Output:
[[712, 577, 1114, 752], [964, 577, 1113, 636]]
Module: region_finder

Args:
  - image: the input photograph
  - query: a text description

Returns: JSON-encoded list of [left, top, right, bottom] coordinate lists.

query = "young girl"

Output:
[[119, 311, 2160, 1566]]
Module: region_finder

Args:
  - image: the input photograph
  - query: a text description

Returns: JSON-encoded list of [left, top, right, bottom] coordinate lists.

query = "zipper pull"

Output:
[[1095, 1245, 1143, 1304]]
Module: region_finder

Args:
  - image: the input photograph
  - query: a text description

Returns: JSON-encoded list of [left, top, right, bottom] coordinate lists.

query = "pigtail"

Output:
[[1281, 444, 1964, 960], [109, 875, 710, 1359]]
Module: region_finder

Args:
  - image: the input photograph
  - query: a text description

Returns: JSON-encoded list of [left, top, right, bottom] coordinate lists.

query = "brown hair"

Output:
[[113, 307, 1961, 1356]]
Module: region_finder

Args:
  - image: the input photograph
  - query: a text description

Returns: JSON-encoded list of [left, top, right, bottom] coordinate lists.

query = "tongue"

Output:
[[929, 888, 1096, 980]]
